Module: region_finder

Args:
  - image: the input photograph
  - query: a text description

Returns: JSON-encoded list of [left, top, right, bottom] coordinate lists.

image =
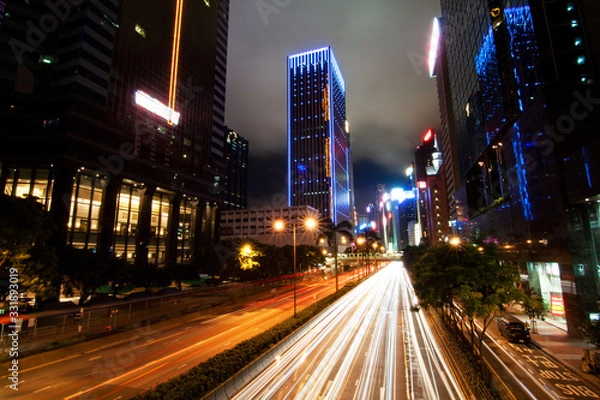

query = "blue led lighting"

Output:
[[582, 148, 592, 188], [476, 6, 541, 128], [287, 47, 350, 222], [512, 123, 533, 221]]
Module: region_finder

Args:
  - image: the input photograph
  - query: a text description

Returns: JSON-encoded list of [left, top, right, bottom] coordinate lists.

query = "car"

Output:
[[410, 304, 421, 312], [497, 315, 530, 343]]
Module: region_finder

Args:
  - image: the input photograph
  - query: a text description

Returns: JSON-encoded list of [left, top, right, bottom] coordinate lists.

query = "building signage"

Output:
[[135, 90, 180, 125]]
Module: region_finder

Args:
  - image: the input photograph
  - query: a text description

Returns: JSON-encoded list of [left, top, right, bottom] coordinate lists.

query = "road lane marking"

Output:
[[89, 356, 102, 361]]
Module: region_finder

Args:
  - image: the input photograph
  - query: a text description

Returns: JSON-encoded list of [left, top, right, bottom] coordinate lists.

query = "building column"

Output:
[[192, 201, 218, 263], [49, 163, 76, 249], [98, 176, 122, 253], [165, 192, 182, 267], [135, 184, 156, 269], [0, 161, 8, 193]]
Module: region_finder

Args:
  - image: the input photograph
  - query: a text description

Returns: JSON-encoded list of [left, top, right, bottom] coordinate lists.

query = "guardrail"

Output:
[[0, 280, 290, 357]]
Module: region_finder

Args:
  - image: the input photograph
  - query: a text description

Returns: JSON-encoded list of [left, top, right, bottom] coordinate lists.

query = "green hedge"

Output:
[[135, 285, 353, 399]]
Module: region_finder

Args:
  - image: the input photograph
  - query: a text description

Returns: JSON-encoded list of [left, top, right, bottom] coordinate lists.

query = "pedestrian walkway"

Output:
[[511, 314, 600, 390]]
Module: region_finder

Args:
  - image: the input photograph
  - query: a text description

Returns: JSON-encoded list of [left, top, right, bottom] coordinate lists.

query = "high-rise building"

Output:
[[433, 0, 600, 333], [413, 129, 449, 245], [0, 0, 230, 268], [222, 127, 248, 210], [287, 47, 354, 226], [429, 17, 462, 233]]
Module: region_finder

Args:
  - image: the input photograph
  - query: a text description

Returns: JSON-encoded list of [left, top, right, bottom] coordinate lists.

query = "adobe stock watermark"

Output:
[[90, 322, 159, 381], [255, 0, 293, 26], [6, 268, 21, 391], [9, 0, 88, 65], [468, 87, 600, 217]]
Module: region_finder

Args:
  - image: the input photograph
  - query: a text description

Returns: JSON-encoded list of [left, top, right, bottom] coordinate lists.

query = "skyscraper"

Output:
[[287, 47, 354, 225], [433, 0, 600, 333], [0, 0, 230, 268], [222, 127, 248, 210]]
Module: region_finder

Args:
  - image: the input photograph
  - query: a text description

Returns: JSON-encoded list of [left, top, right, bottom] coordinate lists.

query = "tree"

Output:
[[238, 241, 263, 271], [519, 287, 547, 321], [0, 194, 58, 304], [580, 322, 600, 348], [61, 247, 126, 305], [409, 242, 521, 359], [318, 219, 353, 292]]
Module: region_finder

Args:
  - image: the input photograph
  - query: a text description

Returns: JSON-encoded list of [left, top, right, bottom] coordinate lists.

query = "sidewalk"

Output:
[[511, 314, 600, 390]]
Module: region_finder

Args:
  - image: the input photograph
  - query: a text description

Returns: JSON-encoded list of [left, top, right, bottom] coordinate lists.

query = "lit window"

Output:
[[567, 2, 574, 12], [577, 56, 586, 65], [571, 20, 579, 28], [574, 37, 582, 46]]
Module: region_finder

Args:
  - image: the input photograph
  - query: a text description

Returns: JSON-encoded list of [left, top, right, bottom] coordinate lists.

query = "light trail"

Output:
[[228, 262, 466, 399]]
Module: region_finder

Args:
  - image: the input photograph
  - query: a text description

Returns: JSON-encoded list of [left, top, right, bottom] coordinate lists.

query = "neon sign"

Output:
[[428, 18, 440, 77], [423, 129, 433, 142], [135, 90, 180, 125]]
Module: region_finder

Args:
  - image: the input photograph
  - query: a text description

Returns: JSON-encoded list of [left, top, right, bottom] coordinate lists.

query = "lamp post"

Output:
[[356, 236, 365, 278], [274, 217, 316, 318]]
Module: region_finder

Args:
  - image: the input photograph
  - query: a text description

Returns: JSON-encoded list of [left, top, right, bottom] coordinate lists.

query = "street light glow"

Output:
[[274, 219, 285, 231], [449, 237, 461, 246]]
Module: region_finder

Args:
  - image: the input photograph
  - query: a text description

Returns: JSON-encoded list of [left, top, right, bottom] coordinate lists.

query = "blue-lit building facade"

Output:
[[435, 0, 600, 333], [287, 47, 354, 226]]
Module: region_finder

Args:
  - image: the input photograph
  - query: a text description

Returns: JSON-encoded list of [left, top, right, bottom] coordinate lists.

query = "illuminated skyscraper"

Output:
[[433, 0, 600, 333], [287, 47, 354, 225]]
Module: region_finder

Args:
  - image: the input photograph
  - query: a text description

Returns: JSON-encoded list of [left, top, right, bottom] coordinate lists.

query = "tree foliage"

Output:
[[318, 219, 354, 290], [580, 322, 600, 348], [407, 242, 522, 357], [0, 194, 58, 303]]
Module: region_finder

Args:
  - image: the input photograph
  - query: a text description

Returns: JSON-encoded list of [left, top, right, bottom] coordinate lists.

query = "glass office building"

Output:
[[287, 47, 354, 226], [434, 0, 600, 333], [0, 0, 230, 268]]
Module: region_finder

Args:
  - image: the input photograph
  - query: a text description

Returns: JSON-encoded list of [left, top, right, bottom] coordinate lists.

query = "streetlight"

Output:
[[356, 236, 365, 278], [449, 236, 461, 247], [372, 242, 378, 271], [274, 217, 317, 318]]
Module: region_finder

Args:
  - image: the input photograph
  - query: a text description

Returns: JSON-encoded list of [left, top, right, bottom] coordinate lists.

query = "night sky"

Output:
[[226, 0, 441, 212]]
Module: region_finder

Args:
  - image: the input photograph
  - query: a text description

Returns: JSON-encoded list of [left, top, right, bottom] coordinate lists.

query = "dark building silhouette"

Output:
[[0, 0, 230, 268], [222, 127, 248, 210]]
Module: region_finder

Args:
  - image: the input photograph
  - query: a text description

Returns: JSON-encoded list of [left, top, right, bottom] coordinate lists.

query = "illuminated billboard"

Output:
[[135, 90, 180, 125]]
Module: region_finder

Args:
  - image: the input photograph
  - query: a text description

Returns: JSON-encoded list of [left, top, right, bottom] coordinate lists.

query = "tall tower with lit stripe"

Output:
[[287, 47, 354, 225]]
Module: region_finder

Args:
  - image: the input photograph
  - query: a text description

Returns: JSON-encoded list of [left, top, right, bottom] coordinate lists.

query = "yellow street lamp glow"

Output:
[[304, 217, 317, 229], [241, 244, 252, 256], [449, 237, 461, 246], [273, 219, 285, 231], [357, 237, 365, 246]]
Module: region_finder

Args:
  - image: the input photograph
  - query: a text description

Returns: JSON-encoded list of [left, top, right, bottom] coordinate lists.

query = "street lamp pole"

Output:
[[292, 222, 297, 318], [274, 217, 316, 319]]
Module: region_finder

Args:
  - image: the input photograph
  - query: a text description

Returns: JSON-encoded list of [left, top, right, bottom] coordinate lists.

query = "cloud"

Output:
[[227, 0, 441, 207]]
